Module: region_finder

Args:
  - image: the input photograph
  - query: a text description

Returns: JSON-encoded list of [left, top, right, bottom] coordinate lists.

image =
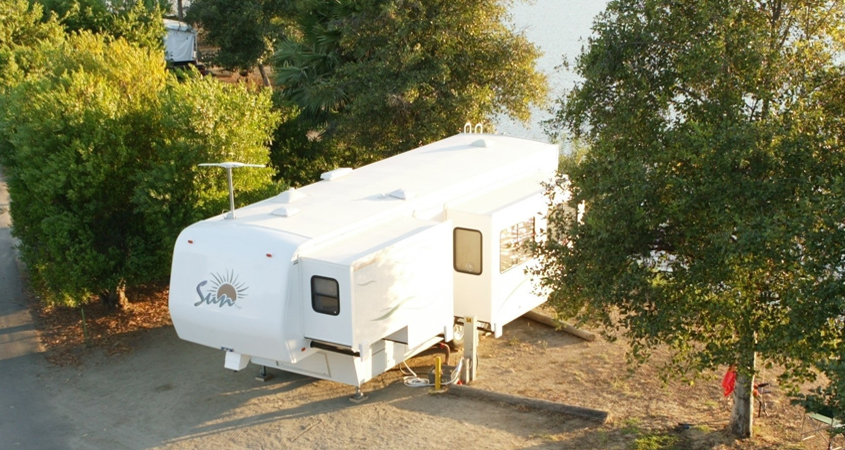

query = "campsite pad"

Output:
[[6, 305, 816, 449]]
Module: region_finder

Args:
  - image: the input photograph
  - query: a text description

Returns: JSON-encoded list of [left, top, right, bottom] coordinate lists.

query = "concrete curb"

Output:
[[446, 384, 610, 423]]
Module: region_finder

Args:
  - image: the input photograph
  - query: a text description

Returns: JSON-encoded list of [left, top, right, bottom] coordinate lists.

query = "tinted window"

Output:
[[311, 276, 340, 315]]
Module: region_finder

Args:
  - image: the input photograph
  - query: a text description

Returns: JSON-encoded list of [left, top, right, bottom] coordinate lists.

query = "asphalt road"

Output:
[[0, 169, 76, 449]]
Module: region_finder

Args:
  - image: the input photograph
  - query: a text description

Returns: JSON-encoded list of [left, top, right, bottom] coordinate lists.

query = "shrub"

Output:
[[0, 32, 280, 306]]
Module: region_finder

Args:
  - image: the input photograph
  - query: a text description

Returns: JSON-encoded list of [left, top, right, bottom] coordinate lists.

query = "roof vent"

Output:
[[471, 138, 495, 148], [320, 168, 353, 181], [388, 188, 415, 200], [276, 188, 306, 203], [271, 206, 301, 217]]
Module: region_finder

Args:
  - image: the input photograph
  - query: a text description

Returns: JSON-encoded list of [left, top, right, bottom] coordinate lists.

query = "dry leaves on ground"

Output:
[[29, 285, 172, 366]]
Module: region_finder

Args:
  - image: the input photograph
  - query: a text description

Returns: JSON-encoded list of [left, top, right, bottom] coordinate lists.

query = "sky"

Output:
[[498, 0, 611, 141]]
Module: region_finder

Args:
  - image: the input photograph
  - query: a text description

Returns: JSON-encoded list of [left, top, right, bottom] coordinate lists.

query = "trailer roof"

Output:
[[302, 216, 441, 266], [448, 170, 551, 216], [163, 19, 193, 32], [202, 133, 557, 248]]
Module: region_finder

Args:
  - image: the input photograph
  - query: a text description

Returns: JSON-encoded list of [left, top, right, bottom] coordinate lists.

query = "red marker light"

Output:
[[188, 240, 194, 244], [266, 253, 272, 258]]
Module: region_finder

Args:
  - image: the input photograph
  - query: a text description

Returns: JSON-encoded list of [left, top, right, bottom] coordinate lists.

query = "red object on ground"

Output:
[[722, 366, 737, 397]]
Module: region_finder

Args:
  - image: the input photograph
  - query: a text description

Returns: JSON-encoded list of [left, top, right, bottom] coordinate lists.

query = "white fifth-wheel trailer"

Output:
[[168, 132, 557, 390]]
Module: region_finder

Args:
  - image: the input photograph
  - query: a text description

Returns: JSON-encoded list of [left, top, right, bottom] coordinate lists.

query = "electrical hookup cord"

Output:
[[401, 359, 463, 388]]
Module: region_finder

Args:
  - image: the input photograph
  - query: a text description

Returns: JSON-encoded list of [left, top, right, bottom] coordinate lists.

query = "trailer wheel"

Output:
[[447, 322, 465, 350]]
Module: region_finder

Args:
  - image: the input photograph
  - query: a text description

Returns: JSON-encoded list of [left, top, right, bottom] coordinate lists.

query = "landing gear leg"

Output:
[[349, 386, 368, 403], [255, 365, 273, 382], [460, 316, 478, 384]]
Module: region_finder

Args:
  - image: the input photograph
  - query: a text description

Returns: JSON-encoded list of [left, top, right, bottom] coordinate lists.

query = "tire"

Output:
[[447, 322, 465, 351]]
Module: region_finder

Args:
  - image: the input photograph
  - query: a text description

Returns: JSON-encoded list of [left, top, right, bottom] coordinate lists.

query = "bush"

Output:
[[39, 0, 167, 52], [0, 0, 64, 88], [0, 32, 281, 306]]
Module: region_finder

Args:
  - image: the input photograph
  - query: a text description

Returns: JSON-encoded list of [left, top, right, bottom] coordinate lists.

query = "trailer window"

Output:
[[500, 217, 535, 273], [311, 276, 340, 316], [454, 228, 482, 275]]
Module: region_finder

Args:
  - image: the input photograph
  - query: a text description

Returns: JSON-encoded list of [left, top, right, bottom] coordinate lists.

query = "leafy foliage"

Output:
[[185, 0, 291, 72], [38, 0, 166, 51], [271, 0, 352, 127], [0, 0, 64, 88], [799, 359, 845, 434], [0, 32, 280, 306], [272, 0, 548, 183], [132, 74, 282, 273], [538, 0, 845, 437], [632, 433, 679, 450], [267, 103, 353, 187]]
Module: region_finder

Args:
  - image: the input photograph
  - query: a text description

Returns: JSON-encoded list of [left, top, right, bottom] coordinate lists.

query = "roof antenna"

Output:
[[198, 162, 265, 220]]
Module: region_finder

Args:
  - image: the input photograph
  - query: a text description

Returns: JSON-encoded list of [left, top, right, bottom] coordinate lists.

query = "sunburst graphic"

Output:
[[209, 270, 248, 302]]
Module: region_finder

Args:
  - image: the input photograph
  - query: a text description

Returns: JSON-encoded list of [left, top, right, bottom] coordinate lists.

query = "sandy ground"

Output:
[[1, 314, 821, 450], [22, 327, 595, 450], [1, 320, 595, 450]]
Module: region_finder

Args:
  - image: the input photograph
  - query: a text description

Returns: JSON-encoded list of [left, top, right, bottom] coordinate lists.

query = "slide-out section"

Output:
[[448, 172, 550, 336], [300, 217, 454, 355]]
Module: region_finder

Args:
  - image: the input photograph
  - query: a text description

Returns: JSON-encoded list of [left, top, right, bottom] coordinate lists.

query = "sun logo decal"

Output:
[[194, 270, 248, 308]]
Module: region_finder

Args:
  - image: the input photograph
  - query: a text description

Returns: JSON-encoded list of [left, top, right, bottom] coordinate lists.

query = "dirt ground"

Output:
[[17, 290, 834, 450]]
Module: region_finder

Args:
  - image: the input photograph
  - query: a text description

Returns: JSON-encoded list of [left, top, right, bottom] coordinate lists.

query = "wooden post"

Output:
[[523, 310, 596, 341]]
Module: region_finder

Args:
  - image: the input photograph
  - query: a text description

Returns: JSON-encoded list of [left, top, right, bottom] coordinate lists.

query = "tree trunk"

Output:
[[730, 352, 756, 438], [257, 64, 271, 88], [100, 281, 127, 309], [177, 0, 184, 20]]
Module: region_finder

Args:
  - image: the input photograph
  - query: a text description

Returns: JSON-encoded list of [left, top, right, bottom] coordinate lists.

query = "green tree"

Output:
[[272, 0, 547, 184], [0, 32, 280, 307], [538, 0, 845, 438], [38, 0, 166, 51], [0, 0, 64, 88], [185, 0, 291, 85], [267, 104, 344, 187], [133, 75, 282, 273]]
